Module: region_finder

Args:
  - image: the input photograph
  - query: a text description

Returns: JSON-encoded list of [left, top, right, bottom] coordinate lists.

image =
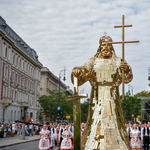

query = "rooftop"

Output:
[[0, 16, 42, 67]]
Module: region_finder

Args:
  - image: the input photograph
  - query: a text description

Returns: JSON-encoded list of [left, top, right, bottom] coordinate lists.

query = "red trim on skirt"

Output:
[[38, 148, 51, 150], [60, 139, 74, 150]]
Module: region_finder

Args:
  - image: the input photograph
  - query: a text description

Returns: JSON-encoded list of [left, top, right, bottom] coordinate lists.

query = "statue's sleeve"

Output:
[[124, 61, 133, 84], [71, 57, 95, 86]]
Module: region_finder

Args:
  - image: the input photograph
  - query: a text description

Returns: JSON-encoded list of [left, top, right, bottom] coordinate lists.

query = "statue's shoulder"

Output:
[[85, 57, 96, 64]]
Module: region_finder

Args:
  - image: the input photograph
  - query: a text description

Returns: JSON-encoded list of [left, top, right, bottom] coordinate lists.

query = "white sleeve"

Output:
[[54, 128, 57, 139], [141, 128, 143, 140], [58, 129, 61, 141]]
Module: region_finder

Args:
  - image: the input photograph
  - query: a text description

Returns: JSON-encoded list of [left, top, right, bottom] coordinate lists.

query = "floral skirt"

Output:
[[60, 138, 74, 150], [130, 138, 142, 149], [38, 139, 51, 150]]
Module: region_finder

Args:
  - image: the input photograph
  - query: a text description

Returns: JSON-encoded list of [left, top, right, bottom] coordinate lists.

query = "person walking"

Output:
[[38, 124, 51, 150], [60, 125, 73, 150], [141, 121, 150, 150], [59, 122, 66, 146], [4, 123, 8, 138], [130, 123, 142, 150]]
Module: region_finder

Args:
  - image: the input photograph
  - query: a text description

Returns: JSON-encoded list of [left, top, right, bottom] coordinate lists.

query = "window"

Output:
[[23, 61, 25, 70], [13, 54, 15, 64], [16, 56, 18, 66], [26, 64, 28, 72], [16, 73, 18, 82], [4, 86, 7, 97], [4, 66, 8, 77], [5, 47, 7, 58], [19, 58, 21, 68], [15, 91, 17, 101], [11, 90, 13, 100], [26, 79, 28, 87], [13, 72, 15, 81]]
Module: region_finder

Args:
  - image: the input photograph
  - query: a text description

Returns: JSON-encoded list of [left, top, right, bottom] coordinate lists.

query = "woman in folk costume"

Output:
[[130, 123, 142, 150], [60, 125, 74, 150], [38, 124, 51, 150]]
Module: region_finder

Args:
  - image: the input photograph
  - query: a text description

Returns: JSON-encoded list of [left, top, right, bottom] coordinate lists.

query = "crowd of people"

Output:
[[0, 122, 39, 138], [126, 121, 150, 150], [38, 122, 84, 150], [3, 120, 150, 150]]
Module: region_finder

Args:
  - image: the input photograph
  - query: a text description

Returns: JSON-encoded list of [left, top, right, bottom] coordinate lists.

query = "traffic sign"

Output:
[[57, 107, 61, 110], [66, 116, 70, 120]]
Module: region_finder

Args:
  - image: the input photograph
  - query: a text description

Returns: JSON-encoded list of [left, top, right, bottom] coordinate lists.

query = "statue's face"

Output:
[[101, 41, 112, 58]]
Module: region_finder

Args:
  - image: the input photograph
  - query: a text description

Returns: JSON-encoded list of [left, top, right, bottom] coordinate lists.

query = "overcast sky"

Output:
[[1, 0, 150, 99]]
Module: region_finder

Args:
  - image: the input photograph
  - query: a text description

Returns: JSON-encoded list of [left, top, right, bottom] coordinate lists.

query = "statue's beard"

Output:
[[101, 50, 112, 57]]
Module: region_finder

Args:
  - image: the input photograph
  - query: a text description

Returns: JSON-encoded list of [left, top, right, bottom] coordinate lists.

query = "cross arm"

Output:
[[108, 40, 139, 44], [114, 25, 132, 28]]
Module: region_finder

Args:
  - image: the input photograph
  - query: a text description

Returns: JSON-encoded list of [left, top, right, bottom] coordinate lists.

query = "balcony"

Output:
[[21, 102, 29, 108], [3, 97, 12, 107]]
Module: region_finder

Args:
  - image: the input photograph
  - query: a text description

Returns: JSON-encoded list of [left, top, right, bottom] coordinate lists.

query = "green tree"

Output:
[[38, 111, 43, 122], [38, 90, 73, 121], [121, 91, 150, 121], [81, 98, 89, 122]]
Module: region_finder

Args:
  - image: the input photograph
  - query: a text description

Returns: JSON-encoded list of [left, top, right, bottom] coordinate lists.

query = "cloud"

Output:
[[0, 0, 150, 97]]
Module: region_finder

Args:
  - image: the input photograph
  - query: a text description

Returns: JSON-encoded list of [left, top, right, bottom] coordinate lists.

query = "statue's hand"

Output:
[[120, 59, 129, 73], [71, 68, 83, 84], [72, 68, 82, 77]]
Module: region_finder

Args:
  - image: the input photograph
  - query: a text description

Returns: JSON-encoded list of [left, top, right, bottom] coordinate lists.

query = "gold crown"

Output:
[[99, 35, 113, 44]]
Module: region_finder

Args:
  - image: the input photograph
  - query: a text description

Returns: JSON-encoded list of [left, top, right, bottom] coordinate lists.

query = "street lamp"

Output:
[[57, 67, 66, 123], [128, 84, 133, 123], [148, 67, 150, 86]]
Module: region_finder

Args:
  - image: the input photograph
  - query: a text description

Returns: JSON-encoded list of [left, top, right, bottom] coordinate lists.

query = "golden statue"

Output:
[[71, 35, 132, 150]]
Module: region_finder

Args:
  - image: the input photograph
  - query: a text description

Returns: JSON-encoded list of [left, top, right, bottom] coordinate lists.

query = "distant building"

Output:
[[40, 67, 67, 96], [0, 16, 42, 123], [40, 67, 73, 122]]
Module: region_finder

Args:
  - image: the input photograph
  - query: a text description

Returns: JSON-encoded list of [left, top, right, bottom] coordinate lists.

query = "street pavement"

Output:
[[0, 140, 57, 150], [0, 135, 40, 148]]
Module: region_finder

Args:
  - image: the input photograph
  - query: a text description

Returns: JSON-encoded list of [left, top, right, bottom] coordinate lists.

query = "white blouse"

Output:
[[130, 129, 140, 137]]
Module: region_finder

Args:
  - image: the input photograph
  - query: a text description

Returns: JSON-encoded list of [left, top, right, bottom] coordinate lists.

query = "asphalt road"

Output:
[[0, 140, 57, 150]]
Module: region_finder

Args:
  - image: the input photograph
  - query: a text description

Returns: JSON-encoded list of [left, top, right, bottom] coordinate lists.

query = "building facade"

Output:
[[40, 67, 74, 122], [40, 67, 67, 96], [0, 16, 42, 123]]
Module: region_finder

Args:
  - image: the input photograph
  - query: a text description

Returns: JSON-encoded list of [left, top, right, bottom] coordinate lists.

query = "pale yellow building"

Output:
[[40, 67, 67, 96]]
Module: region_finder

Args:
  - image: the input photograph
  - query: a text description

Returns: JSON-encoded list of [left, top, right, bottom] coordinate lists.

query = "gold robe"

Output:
[[72, 55, 132, 150]]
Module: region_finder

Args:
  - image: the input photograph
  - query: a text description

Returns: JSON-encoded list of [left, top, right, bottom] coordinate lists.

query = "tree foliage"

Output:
[[38, 90, 73, 121], [121, 91, 150, 121], [81, 98, 89, 122]]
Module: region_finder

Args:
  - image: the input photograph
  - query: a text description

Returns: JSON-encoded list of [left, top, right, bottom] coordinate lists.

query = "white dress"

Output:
[[60, 130, 73, 150], [38, 129, 51, 150], [130, 129, 142, 149]]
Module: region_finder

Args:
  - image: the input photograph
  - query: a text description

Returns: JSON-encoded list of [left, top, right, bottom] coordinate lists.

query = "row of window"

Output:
[[3, 43, 40, 79], [3, 86, 34, 106]]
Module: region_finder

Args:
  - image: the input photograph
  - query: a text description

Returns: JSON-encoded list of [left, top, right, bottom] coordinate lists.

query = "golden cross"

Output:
[[104, 31, 107, 36], [108, 15, 139, 100]]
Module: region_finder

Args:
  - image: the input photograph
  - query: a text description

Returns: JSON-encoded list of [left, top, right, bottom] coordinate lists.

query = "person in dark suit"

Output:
[[59, 122, 66, 146], [141, 121, 150, 150], [136, 122, 141, 131]]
